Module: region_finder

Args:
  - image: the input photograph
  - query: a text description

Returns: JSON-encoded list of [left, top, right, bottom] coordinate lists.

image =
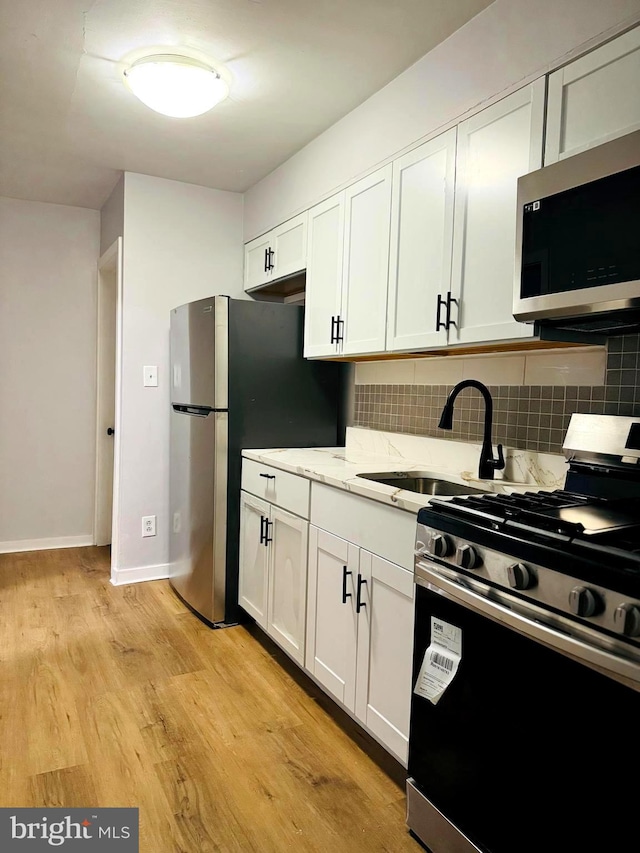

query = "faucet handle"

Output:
[[494, 443, 505, 471]]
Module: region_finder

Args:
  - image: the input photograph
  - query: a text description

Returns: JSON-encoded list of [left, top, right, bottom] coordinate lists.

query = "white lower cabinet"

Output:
[[267, 506, 308, 665], [306, 525, 415, 765], [305, 527, 360, 709], [239, 491, 308, 665], [355, 550, 415, 765], [239, 492, 270, 628]]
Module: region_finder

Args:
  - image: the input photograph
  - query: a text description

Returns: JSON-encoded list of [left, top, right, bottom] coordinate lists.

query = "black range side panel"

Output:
[[225, 298, 346, 622]]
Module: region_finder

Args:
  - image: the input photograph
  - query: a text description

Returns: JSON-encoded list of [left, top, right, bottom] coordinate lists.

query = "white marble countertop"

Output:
[[241, 443, 560, 515]]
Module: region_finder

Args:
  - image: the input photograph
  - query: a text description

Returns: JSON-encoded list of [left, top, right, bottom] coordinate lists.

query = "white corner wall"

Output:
[[244, 0, 640, 239], [113, 172, 244, 583], [0, 197, 100, 552], [100, 175, 124, 255]]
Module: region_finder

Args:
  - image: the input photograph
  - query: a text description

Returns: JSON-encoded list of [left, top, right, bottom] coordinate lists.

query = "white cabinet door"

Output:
[[545, 26, 640, 164], [267, 507, 308, 666], [341, 165, 393, 355], [355, 551, 415, 766], [303, 192, 345, 358], [272, 212, 308, 280], [244, 233, 274, 292], [450, 80, 545, 346], [238, 491, 270, 628], [387, 129, 457, 352], [306, 526, 359, 711]]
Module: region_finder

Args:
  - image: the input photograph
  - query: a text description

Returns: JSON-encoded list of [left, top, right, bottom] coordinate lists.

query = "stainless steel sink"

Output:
[[356, 471, 488, 496]]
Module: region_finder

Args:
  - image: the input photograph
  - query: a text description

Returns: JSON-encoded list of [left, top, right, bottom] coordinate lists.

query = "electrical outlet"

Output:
[[142, 515, 156, 537]]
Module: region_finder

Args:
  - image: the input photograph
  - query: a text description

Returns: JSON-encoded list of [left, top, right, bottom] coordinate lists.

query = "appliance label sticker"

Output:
[[414, 617, 462, 705]]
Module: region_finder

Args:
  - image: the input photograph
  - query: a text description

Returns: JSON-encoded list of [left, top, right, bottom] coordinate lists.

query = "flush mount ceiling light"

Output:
[[123, 54, 229, 118]]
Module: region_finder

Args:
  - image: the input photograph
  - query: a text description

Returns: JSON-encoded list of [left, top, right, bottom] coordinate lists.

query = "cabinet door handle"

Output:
[[330, 315, 337, 344], [266, 247, 275, 271], [259, 515, 267, 544], [264, 519, 273, 545], [335, 315, 344, 344], [445, 291, 458, 329], [356, 574, 367, 614], [264, 248, 269, 273], [436, 294, 447, 331], [259, 473, 276, 480], [342, 565, 352, 603]]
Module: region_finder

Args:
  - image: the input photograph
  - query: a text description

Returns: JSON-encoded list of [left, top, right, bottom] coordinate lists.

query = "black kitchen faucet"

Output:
[[438, 379, 505, 480]]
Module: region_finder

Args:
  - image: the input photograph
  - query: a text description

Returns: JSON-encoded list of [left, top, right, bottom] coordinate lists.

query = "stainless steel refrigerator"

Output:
[[169, 295, 345, 626]]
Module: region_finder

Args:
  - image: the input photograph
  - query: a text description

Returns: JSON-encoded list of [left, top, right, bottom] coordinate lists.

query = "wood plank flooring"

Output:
[[0, 546, 421, 852]]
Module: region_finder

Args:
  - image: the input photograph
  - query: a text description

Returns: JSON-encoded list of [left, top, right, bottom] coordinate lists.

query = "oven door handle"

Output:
[[416, 565, 640, 692]]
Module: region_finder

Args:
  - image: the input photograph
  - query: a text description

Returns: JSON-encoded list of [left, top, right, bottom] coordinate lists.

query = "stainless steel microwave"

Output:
[[514, 130, 640, 332]]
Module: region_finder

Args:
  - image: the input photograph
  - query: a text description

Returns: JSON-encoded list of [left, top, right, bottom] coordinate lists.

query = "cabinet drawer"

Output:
[[310, 482, 415, 571], [241, 459, 310, 518]]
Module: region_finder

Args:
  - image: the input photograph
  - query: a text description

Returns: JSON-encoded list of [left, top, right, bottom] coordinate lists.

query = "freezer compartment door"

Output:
[[169, 406, 228, 624], [170, 297, 228, 410]]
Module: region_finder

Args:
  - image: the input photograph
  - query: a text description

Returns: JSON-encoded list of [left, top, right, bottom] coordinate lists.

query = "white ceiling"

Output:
[[0, 0, 493, 210]]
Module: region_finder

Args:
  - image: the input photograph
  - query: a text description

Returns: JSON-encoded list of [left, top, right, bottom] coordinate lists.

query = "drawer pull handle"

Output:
[[342, 566, 352, 604], [356, 574, 367, 614], [259, 473, 276, 480]]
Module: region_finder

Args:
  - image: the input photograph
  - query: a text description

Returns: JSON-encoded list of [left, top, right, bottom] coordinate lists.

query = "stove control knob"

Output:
[[429, 534, 453, 559], [506, 563, 534, 590], [455, 544, 480, 570], [613, 603, 640, 638], [569, 586, 603, 618]]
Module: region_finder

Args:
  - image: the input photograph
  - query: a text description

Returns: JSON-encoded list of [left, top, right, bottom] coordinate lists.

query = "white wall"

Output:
[[113, 172, 244, 582], [0, 197, 100, 551], [100, 175, 124, 255], [244, 0, 640, 239]]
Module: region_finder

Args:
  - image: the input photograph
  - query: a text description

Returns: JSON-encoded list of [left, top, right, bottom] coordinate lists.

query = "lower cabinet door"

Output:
[[306, 526, 359, 711], [238, 491, 270, 628], [267, 507, 308, 665], [355, 550, 415, 765]]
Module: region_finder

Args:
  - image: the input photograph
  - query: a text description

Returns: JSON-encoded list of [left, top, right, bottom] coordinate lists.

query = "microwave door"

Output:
[[514, 130, 640, 324]]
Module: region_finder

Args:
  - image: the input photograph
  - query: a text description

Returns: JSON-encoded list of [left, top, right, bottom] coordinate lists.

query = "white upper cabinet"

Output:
[[386, 129, 457, 352], [341, 165, 393, 355], [244, 233, 274, 292], [303, 192, 345, 358], [450, 79, 545, 346], [545, 26, 640, 164], [243, 212, 307, 292], [271, 213, 308, 280]]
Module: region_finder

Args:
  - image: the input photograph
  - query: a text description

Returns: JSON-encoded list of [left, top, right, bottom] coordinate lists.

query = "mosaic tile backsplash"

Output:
[[353, 335, 640, 455]]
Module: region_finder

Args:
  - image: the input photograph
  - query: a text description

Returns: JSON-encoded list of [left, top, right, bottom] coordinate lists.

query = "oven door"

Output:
[[408, 568, 640, 853]]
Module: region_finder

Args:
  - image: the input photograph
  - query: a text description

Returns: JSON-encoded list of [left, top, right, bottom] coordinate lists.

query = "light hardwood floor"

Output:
[[0, 546, 421, 852]]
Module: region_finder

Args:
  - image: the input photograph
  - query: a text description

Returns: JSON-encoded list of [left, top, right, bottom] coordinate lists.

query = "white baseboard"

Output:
[[110, 563, 170, 586], [0, 534, 94, 555]]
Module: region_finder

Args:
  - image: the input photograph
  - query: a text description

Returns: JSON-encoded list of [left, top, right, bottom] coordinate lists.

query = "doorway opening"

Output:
[[94, 238, 122, 568]]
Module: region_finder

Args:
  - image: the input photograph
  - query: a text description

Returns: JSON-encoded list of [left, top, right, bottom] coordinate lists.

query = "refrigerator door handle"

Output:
[[172, 404, 228, 417]]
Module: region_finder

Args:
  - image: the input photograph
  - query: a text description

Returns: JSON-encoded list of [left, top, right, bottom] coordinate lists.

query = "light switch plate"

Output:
[[143, 365, 158, 387]]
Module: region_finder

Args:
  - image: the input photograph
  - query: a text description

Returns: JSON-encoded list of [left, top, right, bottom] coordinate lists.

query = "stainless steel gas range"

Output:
[[407, 414, 640, 853]]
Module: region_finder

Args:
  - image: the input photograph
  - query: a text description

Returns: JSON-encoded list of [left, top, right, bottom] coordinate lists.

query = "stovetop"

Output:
[[428, 490, 640, 549]]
